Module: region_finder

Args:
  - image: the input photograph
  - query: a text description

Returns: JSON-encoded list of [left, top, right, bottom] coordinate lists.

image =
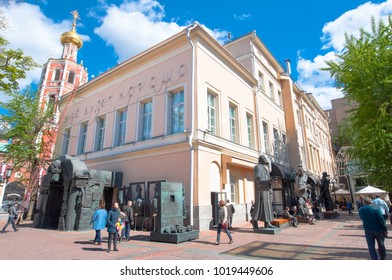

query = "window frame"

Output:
[[77, 122, 88, 154], [94, 116, 106, 151]]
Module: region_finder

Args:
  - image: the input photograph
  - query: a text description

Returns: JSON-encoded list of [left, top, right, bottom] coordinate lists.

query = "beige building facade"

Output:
[[51, 23, 335, 230]]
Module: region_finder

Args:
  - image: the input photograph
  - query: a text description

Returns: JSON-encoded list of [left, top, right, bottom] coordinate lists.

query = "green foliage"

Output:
[[0, 36, 38, 94], [325, 16, 392, 190], [0, 90, 55, 177]]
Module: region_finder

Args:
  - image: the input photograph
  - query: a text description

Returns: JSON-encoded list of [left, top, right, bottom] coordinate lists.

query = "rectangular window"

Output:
[[142, 101, 152, 140], [282, 133, 287, 161], [170, 90, 184, 134], [246, 114, 254, 148], [262, 121, 268, 153], [62, 128, 71, 155], [269, 82, 274, 100], [77, 122, 88, 154], [68, 71, 75, 84], [54, 69, 61, 81], [273, 128, 279, 157], [258, 71, 264, 91], [95, 116, 105, 151], [116, 109, 127, 146], [229, 104, 238, 143], [277, 90, 282, 106], [207, 92, 216, 135]]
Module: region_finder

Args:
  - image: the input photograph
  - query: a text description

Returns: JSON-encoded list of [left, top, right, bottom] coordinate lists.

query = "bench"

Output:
[[271, 218, 290, 229]]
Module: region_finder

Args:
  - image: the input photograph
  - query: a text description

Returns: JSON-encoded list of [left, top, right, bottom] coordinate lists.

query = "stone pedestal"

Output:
[[253, 227, 281, 235], [150, 230, 199, 244], [323, 211, 339, 219]]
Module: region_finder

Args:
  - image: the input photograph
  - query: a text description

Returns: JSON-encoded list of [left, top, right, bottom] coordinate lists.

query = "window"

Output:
[[47, 94, 56, 113], [207, 92, 217, 135], [115, 109, 127, 146], [142, 101, 152, 140], [230, 175, 239, 203], [62, 128, 71, 155], [258, 71, 264, 91], [269, 82, 274, 100], [54, 69, 61, 81], [77, 122, 88, 154], [169, 90, 184, 134], [282, 133, 287, 161], [262, 121, 268, 153], [297, 110, 302, 126], [277, 90, 282, 106], [68, 71, 75, 84], [246, 114, 254, 148], [273, 128, 279, 157], [95, 116, 105, 151], [229, 104, 238, 143]]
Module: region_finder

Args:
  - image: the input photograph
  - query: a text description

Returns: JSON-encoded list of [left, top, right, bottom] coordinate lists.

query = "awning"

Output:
[[271, 163, 295, 181]]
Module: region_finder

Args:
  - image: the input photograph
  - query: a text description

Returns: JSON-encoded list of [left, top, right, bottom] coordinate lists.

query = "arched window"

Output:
[[47, 94, 56, 112], [54, 69, 61, 81], [68, 71, 75, 84]]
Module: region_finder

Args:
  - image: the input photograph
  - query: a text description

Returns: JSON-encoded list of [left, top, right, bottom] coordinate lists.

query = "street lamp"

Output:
[[0, 168, 12, 184], [330, 178, 337, 209]]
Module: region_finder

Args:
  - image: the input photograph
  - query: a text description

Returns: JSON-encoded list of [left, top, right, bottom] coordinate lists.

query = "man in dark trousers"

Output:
[[359, 196, 387, 260], [122, 200, 134, 241], [1, 203, 19, 233]]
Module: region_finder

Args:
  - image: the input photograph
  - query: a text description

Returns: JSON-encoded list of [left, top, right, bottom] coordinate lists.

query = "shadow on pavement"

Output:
[[223, 241, 374, 260]]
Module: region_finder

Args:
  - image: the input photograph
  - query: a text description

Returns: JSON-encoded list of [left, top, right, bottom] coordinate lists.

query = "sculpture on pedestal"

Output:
[[319, 172, 334, 211], [251, 155, 275, 229]]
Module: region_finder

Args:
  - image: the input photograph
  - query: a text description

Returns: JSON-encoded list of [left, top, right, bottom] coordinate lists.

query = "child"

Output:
[[116, 211, 126, 242]]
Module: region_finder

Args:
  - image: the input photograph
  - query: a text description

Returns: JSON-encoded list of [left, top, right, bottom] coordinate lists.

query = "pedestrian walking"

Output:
[[346, 200, 353, 216], [1, 203, 20, 233], [215, 199, 233, 245], [106, 202, 120, 252], [359, 196, 387, 260], [226, 199, 235, 229], [121, 200, 134, 241], [90, 203, 107, 245]]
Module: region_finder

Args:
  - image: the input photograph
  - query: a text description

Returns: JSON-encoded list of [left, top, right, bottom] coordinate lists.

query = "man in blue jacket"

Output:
[[359, 197, 387, 260]]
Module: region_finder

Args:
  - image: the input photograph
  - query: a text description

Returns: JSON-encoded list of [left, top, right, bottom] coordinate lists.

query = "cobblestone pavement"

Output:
[[0, 211, 391, 260]]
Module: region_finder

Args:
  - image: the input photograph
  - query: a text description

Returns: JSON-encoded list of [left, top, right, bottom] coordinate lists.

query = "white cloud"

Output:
[[94, 0, 228, 62], [234, 14, 251, 21], [0, 3, 90, 101], [297, 0, 392, 110]]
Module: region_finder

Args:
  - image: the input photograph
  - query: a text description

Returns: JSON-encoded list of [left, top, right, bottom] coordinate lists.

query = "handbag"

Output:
[[221, 222, 229, 229]]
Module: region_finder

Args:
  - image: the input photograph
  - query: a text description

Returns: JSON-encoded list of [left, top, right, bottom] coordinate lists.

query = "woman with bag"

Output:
[[215, 200, 233, 245]]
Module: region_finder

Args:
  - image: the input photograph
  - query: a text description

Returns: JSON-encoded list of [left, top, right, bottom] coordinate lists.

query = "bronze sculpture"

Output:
[[252, 155, 275, 229]]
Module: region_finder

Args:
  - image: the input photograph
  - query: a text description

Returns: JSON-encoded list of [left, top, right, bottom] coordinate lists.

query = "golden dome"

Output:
[[60, 30, 83, 49], [60, 10, 83, 49]]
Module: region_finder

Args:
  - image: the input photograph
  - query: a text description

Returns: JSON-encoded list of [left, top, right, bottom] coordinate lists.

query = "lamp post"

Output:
[[331, 178, 337, 209], [0, 166, 13, 207]]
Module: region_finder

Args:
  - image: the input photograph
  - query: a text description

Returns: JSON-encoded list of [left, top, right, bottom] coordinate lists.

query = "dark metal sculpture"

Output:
[[319, 172, 334, 211], [150, 182, 199, 243], [251, 155, 275, 229], [34, 155, 121, 231]]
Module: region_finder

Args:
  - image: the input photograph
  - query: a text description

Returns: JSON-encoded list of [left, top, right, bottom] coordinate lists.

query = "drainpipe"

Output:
[[251, 31, 262, 154], [186, 22, 198, 228]]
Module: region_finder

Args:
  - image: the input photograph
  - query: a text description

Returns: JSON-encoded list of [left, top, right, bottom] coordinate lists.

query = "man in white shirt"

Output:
[[372, 195, 389, 221]]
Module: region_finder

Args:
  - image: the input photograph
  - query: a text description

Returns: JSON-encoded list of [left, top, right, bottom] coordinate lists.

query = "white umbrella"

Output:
[[354, 186, 387, 195], [335, 189, 350, 195]]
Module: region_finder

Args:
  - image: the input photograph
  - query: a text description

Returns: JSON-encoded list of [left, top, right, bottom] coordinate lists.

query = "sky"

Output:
[[0, 0, 392, 110]]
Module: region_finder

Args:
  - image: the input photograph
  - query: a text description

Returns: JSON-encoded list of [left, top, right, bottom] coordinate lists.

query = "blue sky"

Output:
[[1, 0, 391, 110]]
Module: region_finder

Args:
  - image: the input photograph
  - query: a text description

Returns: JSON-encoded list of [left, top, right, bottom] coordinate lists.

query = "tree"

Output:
[[325, 16, 392, 189], [0, 90, 56, 220], [0, 36, 38, 94]]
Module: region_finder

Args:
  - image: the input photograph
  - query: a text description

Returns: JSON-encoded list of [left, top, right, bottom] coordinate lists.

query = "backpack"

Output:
[[231, 204, 235, 214]]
